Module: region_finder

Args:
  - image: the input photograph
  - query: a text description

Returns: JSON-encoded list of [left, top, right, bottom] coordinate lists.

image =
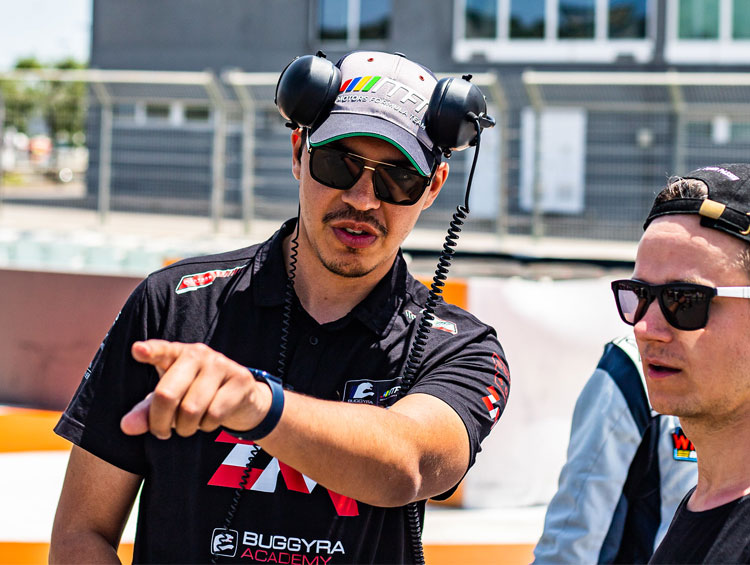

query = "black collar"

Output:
[[252, 218, 407, 337]]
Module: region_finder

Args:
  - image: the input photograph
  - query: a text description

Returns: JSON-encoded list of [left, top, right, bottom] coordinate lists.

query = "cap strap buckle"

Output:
[[699, 199, 750, 236], [699, 199, 725, 220], [741, 212, 750, 236]]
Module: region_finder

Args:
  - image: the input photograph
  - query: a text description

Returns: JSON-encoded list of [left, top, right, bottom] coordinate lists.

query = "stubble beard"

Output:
[[316, 246, 381, 278]]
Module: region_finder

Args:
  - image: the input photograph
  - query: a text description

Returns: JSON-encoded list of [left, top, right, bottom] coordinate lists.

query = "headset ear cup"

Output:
[[425, 77, 488, 153], [275, 55, 341, 128]]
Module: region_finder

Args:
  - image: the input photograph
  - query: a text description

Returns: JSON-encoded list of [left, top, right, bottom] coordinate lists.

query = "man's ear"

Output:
[[291, 128, 304, 180], [421, 162, 449, 211]]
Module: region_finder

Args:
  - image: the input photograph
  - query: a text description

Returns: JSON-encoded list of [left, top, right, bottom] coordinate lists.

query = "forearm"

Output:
[[257, 391, 468, 507], [121, 340, 470, 506]]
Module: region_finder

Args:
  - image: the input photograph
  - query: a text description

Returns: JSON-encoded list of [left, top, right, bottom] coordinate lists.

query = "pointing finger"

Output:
[[132, 340, 185, 376]]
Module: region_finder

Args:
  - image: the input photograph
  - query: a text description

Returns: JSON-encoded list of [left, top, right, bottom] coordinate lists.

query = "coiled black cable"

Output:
[[277, 217, 300, 379], [400, 117, 483, 565], [213, 217, 301, 563]]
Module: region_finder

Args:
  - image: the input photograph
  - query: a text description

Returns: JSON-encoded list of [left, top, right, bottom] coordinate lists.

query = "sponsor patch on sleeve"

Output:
[[175, 264, 247, 294], [343, 378, 401, 407], [402, 309, 457, 335]]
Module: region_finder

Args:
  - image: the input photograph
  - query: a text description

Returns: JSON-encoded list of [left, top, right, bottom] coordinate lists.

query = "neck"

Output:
[[683, 415, 750, 510], [282, 232, 395, 325]]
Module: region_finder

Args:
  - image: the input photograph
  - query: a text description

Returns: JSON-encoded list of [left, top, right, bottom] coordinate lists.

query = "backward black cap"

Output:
[[644, 163, 750, 244]]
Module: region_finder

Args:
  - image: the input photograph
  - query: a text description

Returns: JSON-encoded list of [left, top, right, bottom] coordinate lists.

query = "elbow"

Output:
[[367, 461, 423, 508], [49, 528, 120, 564], [49, 533, 80, 564]]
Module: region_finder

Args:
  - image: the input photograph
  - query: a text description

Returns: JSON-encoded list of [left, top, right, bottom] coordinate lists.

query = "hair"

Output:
[[296, 128, 307, 161], [654, 176, 750, 275], [654, 176, 708, 204]]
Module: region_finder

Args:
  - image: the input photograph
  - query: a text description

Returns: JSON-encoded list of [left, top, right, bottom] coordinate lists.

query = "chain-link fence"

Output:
[[2, 68, 749, 246], [513, 70, 750, 241]]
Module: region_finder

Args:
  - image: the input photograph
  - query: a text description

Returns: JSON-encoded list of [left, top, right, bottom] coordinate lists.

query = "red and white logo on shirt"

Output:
[[208, 431, 359, 517]]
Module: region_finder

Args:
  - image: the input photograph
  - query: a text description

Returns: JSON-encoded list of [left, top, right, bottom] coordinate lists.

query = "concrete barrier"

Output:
[[0, 268, 141, 409]]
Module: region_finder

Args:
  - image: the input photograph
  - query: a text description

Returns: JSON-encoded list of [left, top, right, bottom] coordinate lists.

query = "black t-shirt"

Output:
[[650, 487, 750, 564], [55, 219, 510, 564]]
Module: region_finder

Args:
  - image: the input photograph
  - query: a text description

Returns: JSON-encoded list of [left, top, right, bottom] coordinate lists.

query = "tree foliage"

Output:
[[1, 57, 88, 145]]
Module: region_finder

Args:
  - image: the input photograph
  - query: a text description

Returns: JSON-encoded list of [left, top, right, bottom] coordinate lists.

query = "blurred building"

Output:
[[83, 0, 750, 240]]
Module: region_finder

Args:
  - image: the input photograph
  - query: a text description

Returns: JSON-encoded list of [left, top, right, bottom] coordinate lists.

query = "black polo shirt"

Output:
[[56, 219, 509, 564]]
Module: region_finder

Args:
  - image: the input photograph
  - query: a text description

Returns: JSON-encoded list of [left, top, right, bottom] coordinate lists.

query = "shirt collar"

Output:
[[253, 218, 408, 337], [350, 252, 407, 336]]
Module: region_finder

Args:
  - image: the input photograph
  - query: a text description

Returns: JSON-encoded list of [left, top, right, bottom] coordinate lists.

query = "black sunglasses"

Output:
[[307, 142, 432, 206], [611, 279, 750, 331]]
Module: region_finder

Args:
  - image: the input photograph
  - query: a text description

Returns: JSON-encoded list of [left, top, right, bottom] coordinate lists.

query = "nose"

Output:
[[633, 298, 673, 344], [339, 167, 381, 211]]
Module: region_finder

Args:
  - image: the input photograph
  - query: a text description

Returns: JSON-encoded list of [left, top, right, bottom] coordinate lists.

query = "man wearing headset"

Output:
[[611, 164, 750, 563], [50, 51, 509, 564]]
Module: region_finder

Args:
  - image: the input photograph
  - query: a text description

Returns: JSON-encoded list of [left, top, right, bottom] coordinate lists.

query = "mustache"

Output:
[[322, 206, 388, 236]]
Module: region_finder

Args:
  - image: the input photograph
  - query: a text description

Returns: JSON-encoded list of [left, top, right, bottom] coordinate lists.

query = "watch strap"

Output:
[[224, 368, 284, 441]]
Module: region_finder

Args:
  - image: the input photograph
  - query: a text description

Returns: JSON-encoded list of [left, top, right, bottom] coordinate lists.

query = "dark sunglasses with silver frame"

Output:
[[306, 138, 435, 206], [611, 278, 750, 331]]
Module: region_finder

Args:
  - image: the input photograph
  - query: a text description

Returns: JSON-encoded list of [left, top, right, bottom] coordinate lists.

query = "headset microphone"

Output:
[[424, 74, 493, 156], [275, 51, 341, 130], [274, 51, 495, 156]]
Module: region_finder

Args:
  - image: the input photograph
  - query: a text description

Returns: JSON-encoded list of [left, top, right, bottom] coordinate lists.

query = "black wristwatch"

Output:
[[224, 368, 285, 441]]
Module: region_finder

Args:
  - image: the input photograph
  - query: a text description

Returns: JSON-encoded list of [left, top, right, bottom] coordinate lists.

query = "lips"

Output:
[[331, 222, 378, 249], [645, 360, 682, 379]]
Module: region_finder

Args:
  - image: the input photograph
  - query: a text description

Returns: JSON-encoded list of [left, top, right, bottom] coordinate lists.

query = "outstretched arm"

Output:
[[120, 340, 470, 507]]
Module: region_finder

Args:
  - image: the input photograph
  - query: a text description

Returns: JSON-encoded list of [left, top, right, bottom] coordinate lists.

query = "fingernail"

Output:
[[155, 432, 171, 440]]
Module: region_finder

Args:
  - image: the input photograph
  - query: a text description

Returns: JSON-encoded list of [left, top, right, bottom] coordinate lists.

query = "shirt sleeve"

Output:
[[533, 361, 643, 564], [407, 311, 510, 473], [54, 278, 159, 476]]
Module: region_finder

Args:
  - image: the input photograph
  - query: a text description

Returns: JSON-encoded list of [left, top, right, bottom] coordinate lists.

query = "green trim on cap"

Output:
[[309, 132, 430, 176]]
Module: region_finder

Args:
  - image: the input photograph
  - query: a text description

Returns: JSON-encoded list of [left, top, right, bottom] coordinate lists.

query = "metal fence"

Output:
[[2, 68, 750, 246]]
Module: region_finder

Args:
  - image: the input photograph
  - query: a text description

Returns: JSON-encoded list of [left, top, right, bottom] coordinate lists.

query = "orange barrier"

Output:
[[0, 542, 133, 564], [425, 543, 535, 564], [0, 542, 534, 565], [417, 277, 468, 309], [0, 408, 69, 453]]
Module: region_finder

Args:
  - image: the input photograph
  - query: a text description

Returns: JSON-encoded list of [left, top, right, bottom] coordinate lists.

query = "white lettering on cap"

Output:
[[699, 166, 740, 181]]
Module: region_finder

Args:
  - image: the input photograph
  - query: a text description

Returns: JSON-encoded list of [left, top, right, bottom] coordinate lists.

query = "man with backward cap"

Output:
[[611, 164, 750, 563]]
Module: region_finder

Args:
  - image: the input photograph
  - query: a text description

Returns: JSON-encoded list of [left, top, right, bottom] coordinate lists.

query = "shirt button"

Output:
[[309, 336, 319, 346]]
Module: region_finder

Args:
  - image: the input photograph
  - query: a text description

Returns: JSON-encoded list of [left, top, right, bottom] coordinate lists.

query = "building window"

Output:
[[185, 106, 210, 123], [733, 0, 750, 38], [360, 0, 390, 39], [319, 0, 347, 40], [609, 0, 647, 38], [318, 0, 390, 43], [460, 0, 649, 42], [510, 0, 545, 38], [678, 0, 719, 39], [558, 0, 595, 38], [666, 0, 750, 62], [466, 0, 497, 38], [145, 104, 170, 121], [456, 0, 653, 63], [113, 103, 136, 121]]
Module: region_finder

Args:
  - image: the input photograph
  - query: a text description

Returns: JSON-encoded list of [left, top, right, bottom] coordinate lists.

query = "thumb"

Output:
[[121, 393, 154, 436]]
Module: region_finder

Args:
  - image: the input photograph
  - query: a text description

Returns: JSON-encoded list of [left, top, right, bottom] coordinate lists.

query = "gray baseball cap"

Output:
[[309, 51, 440, 177]]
